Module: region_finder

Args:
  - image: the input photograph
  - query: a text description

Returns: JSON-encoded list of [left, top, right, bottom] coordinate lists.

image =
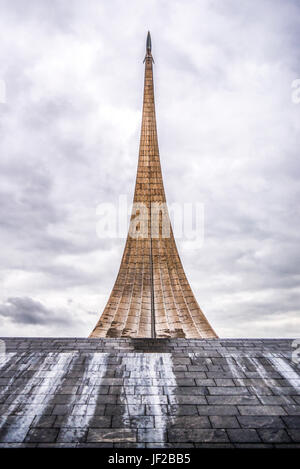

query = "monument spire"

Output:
[[90, 33, 217, 338], [144, 31, 153, 63], [146, 30, 151, 53]]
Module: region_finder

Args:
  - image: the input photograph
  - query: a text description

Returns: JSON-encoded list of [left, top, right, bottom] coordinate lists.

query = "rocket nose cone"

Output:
[[146, 31, 152, 52]]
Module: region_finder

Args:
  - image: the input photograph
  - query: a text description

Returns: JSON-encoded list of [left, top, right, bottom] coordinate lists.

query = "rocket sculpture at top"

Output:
[[90, 32, 217, 338]]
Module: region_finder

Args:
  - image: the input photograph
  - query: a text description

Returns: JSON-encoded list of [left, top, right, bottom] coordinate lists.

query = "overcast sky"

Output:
[[0, 0, 299, 338]]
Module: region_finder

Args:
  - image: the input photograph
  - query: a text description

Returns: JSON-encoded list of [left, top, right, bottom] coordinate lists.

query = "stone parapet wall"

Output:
[[0, 338, 299, 447]]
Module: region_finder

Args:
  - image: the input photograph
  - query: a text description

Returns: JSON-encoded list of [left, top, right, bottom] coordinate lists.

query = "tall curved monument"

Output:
[[90, 32, 217, 339]]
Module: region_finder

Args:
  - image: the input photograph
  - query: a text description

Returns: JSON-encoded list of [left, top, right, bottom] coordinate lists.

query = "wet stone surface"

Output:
[[0, 338, 299, 447]]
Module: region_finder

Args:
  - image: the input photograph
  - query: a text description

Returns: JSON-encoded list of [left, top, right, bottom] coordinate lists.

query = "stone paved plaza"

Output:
[[0, 338, 299, 448]]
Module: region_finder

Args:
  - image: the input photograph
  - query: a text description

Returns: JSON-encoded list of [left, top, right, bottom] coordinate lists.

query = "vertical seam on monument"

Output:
[[146, 50, 156, 339], [150, 200, 156, 338], [157, 237, 172, 337], [149, 95, 156, 339], [136, 239, 145, 337]]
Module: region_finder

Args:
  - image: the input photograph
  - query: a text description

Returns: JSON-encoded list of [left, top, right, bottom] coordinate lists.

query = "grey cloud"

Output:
[[0, 297, 71, 325]]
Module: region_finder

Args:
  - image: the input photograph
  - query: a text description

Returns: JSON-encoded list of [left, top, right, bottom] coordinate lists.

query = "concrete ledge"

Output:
[[1, 337, 297, 352]]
